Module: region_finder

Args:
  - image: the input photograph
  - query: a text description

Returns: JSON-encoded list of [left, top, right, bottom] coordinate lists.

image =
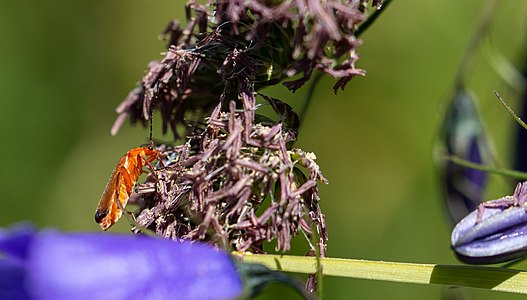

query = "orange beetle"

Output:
[[95, 145, 158, 230]]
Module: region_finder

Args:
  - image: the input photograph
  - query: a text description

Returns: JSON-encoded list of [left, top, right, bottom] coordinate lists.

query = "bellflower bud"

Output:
[[452, 182, 527, 264]]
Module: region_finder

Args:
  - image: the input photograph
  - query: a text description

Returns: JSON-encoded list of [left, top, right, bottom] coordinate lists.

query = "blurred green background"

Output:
[[1, 0, 526, 299]]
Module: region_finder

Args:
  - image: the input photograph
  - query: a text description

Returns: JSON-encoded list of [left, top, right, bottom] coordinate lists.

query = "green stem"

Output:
[[447, 155, 527, 180], [355, 0, 393, 37], [495, 92, 527, 131], [236, 253, 527, 294], [299, 72, 323, 126]]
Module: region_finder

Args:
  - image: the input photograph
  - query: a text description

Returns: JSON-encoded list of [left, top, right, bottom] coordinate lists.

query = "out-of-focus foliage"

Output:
[[1, 1, 527, 299], [439, 88, 488, 225]]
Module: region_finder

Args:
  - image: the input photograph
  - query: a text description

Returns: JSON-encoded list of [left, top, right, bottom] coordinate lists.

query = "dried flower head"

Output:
[[103, 1, 385, 288], [132, 97, 328, 255], [111, 0, 383, 139]]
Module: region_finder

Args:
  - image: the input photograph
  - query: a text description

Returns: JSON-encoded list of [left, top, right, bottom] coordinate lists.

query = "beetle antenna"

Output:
[[149, 85, 158, 144], [149, 109, 153, 144]]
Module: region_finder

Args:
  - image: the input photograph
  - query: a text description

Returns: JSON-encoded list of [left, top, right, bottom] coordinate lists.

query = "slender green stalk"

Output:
[[355, 0, 393, 37], [316, 255, 323, 299], [236, 253, 527, 294], [495, 92, 527, 131], [312, 233, 323, 299], [446, 155, 527, 180], [299, 72, 323, 126]]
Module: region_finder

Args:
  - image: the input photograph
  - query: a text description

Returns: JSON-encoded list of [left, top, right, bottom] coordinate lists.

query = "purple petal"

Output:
[[452, 203, 527, 264], [454, 221, 527, 264], [26, 231, 243, 300], [0, 222, 36, 261], [0, 258, 29, 300], [0, 225, 243, 300], [451, 202, 522, 246]]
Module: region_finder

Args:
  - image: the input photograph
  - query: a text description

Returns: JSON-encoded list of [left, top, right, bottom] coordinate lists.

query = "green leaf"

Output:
[[236, 253, 527, 294]]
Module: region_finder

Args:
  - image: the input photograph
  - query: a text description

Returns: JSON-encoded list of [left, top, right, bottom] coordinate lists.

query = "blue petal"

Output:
[[455, 222, 527, 262], [451, 204, 519, 246], [27, 231, 243, 300], [0, 223, 36, 261], [0, 258, 30, 300], [452, 203, 527, 264]]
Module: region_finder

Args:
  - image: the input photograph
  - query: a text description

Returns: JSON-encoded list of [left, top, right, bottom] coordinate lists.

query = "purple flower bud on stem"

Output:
[[452, 182, 527, 264]]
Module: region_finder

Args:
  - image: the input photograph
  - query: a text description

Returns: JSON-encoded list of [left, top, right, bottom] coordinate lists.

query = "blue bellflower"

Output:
[[0, 224, 243, 300]]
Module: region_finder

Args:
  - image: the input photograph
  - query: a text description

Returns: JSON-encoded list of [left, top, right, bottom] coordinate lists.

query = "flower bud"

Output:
[[452, 182, 527, 264]]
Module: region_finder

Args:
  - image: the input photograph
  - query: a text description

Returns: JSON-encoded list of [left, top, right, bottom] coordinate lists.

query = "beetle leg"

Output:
[[156, 153, 166, 168], [140, 155, 160, 192]]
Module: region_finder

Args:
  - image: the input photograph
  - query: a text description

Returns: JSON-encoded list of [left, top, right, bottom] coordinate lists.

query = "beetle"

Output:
[[95, 145, 158, 230]]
